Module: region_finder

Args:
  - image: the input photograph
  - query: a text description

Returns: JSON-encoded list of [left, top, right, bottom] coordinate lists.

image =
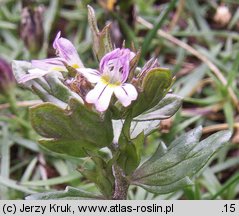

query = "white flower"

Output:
[[79, 48, 138, 112]]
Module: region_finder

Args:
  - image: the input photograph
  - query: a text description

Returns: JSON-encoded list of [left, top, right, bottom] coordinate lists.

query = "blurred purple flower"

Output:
[[79, 48, 138, 112], [0, 58, 15, 94], [20, 6, 44, 54], [18, 31, 83, 83]]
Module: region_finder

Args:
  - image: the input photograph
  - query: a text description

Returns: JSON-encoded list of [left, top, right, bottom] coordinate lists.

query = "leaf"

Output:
[[130, 120, 161, 139], [117, 132, 145, 176], [139, 141, 167, 170], [112, 119, 159, 141], [32, 83, 67, 109], [26, 186, 101, 200], [12, 60, 34, 89], [87, 5, 113, 61], [134, 94, 182, 121], [44, 73, 84, 104], [78, 155, 114, 199], [116, 114, 145, 175], [135, 126, 203, 179], [131, 128, 231, 194], [30, 98, 113, 157], [132, 68, 172, 117], [137, 177, 193, 194]]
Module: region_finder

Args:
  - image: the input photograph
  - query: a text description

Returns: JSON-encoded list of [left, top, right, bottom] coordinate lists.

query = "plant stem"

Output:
[[112, 164, 129, 200]]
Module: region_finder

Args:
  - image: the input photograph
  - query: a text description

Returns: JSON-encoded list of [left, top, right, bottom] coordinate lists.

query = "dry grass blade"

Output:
[[203, 123, 239, 134], [0, 100, 42, 110]]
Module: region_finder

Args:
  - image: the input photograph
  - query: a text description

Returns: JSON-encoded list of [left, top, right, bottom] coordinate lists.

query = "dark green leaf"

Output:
[[130, 120, 161, 139], [112, 118, 158, 141], [78, 155, 114, 198], [30, 99, 113, 157], [134, 94, 182, 121], [45, 73, 83, 104], [132, 128, 231, 194], [134, 126, 203, 180], [117, 115, 145, 175], [137, 177, 193, 194], [12, 60, 33, 89]]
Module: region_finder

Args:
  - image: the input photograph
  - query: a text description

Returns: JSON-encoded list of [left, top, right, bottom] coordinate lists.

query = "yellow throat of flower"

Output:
[[101, 75, 121, 87], [72, 64, 80, 69]]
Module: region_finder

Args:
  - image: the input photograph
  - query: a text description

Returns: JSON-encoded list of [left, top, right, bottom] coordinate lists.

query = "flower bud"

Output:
[[0, 58, 15, 94], [20, 6, 44, 54], [213, 5, 231, 26], [136, 58, 159, 86]]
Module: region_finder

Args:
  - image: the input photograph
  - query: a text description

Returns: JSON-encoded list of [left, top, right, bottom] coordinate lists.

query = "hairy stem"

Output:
[[112, 164, 129, 200]]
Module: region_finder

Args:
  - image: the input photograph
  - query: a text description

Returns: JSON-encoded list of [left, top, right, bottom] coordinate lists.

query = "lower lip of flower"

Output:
[[101, 75, 121, 87]]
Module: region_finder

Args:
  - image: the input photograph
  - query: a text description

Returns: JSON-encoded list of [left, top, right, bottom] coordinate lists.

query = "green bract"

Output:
[[87, 5, 113, 61]]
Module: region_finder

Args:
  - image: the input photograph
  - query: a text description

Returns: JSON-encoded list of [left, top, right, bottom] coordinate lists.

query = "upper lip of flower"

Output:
[[18, 31, 83, 83]]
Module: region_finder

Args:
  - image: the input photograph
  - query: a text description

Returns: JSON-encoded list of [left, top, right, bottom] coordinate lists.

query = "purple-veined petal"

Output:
[[99, 48, 135, 83], [114, 83, 138, 107], [99, 48, 120, 72], [77, 68, 101, 83], [53, 31, 83, 68], [86, 81, 114, 112], [18, 68, 49, 83], [32, 57, 66, 72]]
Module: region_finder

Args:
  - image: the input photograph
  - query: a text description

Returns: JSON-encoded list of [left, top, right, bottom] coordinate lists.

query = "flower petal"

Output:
[[18, 68, 49, 83], [86, 81, 114, 112], [114, 83, 138, 107], [32, 57, 66, 72], [77, 68, 100, 83], [99, 48, 135, 83], [53, 31, 83, 68]]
